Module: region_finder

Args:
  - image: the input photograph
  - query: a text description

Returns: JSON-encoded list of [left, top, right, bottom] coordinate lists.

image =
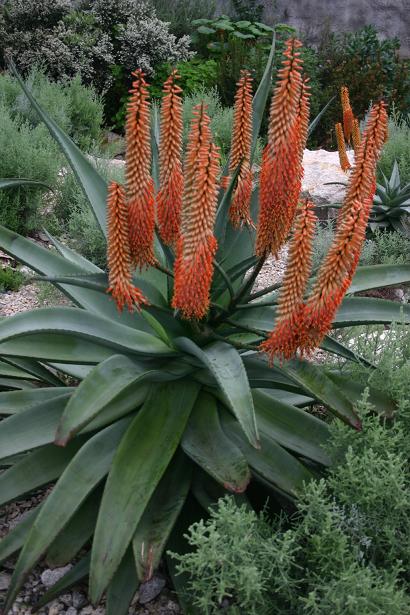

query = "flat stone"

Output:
[[72, 591, 88, 609], [138, 575, 166, 604], [0, 572, 11, 590], [40, 565, 72, 588]]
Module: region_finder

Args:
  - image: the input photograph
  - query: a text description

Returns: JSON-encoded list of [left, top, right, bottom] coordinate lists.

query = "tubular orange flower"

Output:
[[157, 70, 184, 245], [173, 107, 220, 320], [302, 101, 388, 352], [228, 70, 254, 227], [352, 117, 361, 154], [260, 200, 317, 361], [341, 86, 354, 142], [256, 38, 306, 258], [125, 69, 156, 268], [106, 181, 147, 312], [335, 122, 351, 172]]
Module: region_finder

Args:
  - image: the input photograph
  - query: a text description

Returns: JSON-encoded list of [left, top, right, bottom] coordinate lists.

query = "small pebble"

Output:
[[0, 572, 11, 590], [138, 575, 166, 605], [40, 565, 72, 588]]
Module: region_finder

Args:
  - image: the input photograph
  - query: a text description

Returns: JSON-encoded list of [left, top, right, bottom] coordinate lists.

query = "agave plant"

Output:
[[1, 38, 410, 613], [370, 160, 410, 235]]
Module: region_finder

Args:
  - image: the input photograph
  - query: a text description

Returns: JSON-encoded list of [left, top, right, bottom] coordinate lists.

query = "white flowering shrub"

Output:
[[0, 0, 192, 91]]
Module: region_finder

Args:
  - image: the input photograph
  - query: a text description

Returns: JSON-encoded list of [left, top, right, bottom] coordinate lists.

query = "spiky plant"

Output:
[[0, 39, 409, 614]]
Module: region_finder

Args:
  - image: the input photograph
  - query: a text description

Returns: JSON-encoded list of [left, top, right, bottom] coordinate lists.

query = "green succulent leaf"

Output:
[[182, 392, 251, 492], [90, 381, 200, 603], [251, 33, 276, 159], [132, 448, 192, 582], [0, 177, 52, 191], [253, 389, 331, 466], [348, 264, 410, 294], [0, 387, 73, 415], [281, 359, 361, 429], [0, 440, 82, 507], [3, 419, 131, 612], [176, 338, 259, 448], [221, 409, 313, 497], [106, 548, 139, 615], [0, 307, 177, 359], [46, 493, 101, 568], [0, 506, 39, 563]]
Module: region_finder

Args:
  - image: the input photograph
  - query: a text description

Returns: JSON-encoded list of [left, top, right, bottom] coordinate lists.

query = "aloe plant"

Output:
[[0, 39, 409, 614], [371, 161, 410, 235]]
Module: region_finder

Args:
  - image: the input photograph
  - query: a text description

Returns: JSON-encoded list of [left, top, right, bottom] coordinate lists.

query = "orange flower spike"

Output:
[[341, 86, 354, 142], [352, 117, 361, 154], [125, 69, 156, 268], [157, 70, 184, 245], [303, 101, 388, 352], [335, 122, 351, 172], [106, 181, 147, 312], [229, 70, 254, 227], [260, 200, 317, 362], [173, 126, 220, 320], [256, 38, 304, 258]]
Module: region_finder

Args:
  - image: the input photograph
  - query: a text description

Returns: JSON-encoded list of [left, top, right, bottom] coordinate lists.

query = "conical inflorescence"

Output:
[[302, 100, 388, 352], [228, 70, 254, 227], [157, 70, 184, 245], [172, 105, 220, 320], [256, 38, 310, 258], [126, 69, 156, 268], [341, 86, 354, 142], [335, 121, 352, 172], [260, 199, 317, 362], [106, 181, 147, 311]]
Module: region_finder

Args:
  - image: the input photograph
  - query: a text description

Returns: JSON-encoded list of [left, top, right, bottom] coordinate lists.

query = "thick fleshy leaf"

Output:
[[0, 506, 39, 563], [0, 308, 177, 359], [308, 96, 335, 136], [132, 449, 191, 581], [0, 333, 116, 364], [1, 357, 64, 386], [0, 177, 51, 191], [320, 336, 375, 367], [191, 467, 250, 511], [3, 419, 131, 613], [176, 338, 259, 448], [0, 440, 82, 506], [0, 394, 71, 460], [0, 388, 74, 415], [0, 226, 150, 330], [243, 355, 303, 392], [335, 297, 410, 326], [221, 410, 313, 497], [253, 389, 331, 466], [90, 381, 200, 603], [35, 554, 91, 609], [43, 229, 103, 273], [46, 492, 101, 568], [251, 33, 276, 159], [348, 264, 410, 294], [0, 377, 37, 390], [325, 371, 396, 418], [0, 361, 38, 380], [106, 548, 138, 615], [281, 359, 361, 429], [55, 355, 150, 444], [182, 392, 250, 492], [10, 61, 108, 236]]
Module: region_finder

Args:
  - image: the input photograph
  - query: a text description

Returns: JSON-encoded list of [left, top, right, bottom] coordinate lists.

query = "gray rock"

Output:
[[138, 575, 166, 604], [65, 608, 78, 615], [60, 592, 73, 606], [0, 572, 11, 590], [40, 565, 72, 588], [72, 591, 88, 609]]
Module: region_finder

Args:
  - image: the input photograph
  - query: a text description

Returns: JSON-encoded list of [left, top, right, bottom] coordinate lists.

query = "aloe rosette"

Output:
[[0, 38, 410, 613]]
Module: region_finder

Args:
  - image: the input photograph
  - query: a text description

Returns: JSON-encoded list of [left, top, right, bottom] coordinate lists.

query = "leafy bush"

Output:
[[314, 26, 410, 147], [152, 0, 216, 38], [0, 108, 59, 233], [311, 220, 375, 270], [0, 68, 104, 152], [0, 266, 25, 292], [378, 110, 410, 185]]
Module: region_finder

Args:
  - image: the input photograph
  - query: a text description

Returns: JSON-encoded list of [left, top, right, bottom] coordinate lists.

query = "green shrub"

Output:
[[314, 26, 410, 147], [312, 220, 375, 270], [170, 497, 298, 615], [152, 0, 216, 38], [378, 111, 410, 185], [0, 266, 25, 292], [365, 229, 410, 265], [0, 68, 104, 152], [0, 107, 59, 233]]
